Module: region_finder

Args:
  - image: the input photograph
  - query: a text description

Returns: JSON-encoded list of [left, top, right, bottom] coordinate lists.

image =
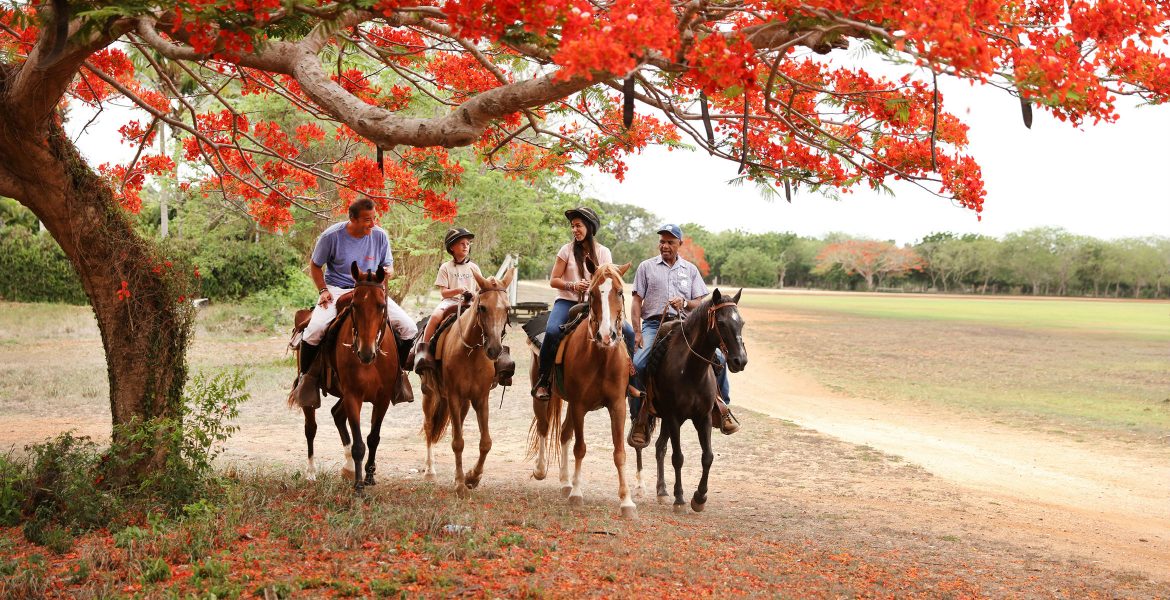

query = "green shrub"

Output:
[[0, 227, 87, 304], [138, 557, 171, 584], [0, 453, 26, 526]]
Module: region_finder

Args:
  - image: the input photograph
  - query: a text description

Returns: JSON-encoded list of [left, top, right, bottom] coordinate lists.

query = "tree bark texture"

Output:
[[0, 107, 190, 476]]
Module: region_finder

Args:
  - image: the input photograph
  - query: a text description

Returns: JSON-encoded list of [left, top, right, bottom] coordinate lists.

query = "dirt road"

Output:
[[736, 305, 1170, 581]]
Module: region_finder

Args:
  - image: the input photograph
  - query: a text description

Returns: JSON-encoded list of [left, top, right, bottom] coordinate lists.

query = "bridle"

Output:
[[679, 301, 739, 366], [348, 279, 389, 358], [586, 274, 625, 346], [455, 286, 509, 352]]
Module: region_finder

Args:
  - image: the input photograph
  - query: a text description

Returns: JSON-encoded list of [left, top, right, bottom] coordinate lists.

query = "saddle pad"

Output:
[[522, 310, 550, 349]]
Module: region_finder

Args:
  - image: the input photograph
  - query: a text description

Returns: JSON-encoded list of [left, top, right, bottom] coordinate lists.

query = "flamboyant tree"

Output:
[[815, 240, 924, 290], [2, 0, 1169, 475]]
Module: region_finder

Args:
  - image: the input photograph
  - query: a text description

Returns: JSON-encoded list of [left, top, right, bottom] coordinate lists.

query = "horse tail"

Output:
[[544, 390, 565, 464], [420, 372, 450, 444]]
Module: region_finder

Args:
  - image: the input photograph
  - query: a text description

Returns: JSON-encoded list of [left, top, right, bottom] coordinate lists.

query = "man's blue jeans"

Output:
[[630, 318, 729, 417]]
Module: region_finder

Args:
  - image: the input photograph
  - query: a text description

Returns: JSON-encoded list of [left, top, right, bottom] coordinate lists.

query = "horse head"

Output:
[[587, 263, 631, 347], [708, 288, 747, 372], [470, 267, 515, 360], [349, 261, 388, 366]]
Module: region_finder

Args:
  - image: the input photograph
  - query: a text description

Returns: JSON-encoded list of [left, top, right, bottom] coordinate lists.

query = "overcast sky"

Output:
[[576, 77, 1170, 245]]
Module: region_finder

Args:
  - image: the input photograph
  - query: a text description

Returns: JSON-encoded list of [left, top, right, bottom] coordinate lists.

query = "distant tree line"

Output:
[[4, 188, 1167, 304]]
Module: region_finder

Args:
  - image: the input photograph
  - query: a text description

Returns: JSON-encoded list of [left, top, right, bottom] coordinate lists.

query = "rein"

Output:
[[455, 287, 509, 353], [679, 301, 738, 366], [347, 280, 389, 358]]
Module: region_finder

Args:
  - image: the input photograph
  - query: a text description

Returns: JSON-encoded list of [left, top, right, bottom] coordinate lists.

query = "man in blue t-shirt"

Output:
[[290, 198, 418, 407]]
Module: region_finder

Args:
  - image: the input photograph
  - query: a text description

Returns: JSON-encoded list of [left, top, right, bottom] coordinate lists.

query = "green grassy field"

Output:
[[740, 292, 1170, 438], [742, 293, 1170, 340]]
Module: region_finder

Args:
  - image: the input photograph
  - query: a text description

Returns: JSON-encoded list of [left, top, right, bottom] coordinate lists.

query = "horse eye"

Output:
[[477, 305, 486, 313]]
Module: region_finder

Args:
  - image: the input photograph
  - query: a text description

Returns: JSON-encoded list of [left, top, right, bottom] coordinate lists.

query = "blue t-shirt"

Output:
[[311, 221, 393, 289]]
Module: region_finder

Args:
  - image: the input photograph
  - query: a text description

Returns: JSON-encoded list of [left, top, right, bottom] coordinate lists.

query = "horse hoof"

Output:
[[533, 469, 546, 481], [568, 494, 584, 507], [690, 499, 706, 513], [656, 494, 669, 505], [364, 476, 376, 487], [560, 485, 573, 498], [354, 484, 366, 497], [423, 471, 436, 482], [673, 503, 687, 515], [455, 484, 470, 499], [465, 478, 481, 490], [633, 485, 644, 498], [620, 505, 638, 519], [306, 471, 317, 482], [341, 467, 355, 480]]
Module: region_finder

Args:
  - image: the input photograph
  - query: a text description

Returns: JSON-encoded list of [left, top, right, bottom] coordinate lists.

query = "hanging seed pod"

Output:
[[622, 76, 635, 129]]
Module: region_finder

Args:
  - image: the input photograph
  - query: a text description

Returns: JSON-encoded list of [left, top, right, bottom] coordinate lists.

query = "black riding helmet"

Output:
[[443, 227, 475, 255], [564, 206, 600, 235]]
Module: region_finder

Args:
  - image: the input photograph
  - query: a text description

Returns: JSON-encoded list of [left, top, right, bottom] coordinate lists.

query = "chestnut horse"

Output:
[[633, 289, 747, 513], [421, 268, 515, 496], [528, 263, 637, 518], [289, 262, 399, 494]]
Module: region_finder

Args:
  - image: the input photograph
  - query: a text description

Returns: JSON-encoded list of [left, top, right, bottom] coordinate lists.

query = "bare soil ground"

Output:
[[2, 291, 1168, 597]]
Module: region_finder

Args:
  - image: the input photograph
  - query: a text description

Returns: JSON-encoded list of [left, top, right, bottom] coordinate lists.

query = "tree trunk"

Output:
[[0, 119, 191, 479]]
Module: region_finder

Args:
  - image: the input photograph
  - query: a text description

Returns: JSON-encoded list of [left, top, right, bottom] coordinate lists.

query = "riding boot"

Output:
[[398, 336, 417, 372], [533, 372, 551, 401], [414, 341, 436, 375], [494, 345, 515, 386], [392, 370, 414, 404], [713, 399, 740, 435], [628, 396, 654, 449], [290, 342, 321, 409]]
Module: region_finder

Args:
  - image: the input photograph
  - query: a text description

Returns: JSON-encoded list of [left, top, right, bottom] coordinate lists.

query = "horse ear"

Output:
[[711, 288, 722, 303], [376, 265, 386, 283], [732, 288, 742, 303], [501, 267, 516, 288], [350, 261, 360, 281], [617, 262, 632, 277], [472, 269, 490, 290]]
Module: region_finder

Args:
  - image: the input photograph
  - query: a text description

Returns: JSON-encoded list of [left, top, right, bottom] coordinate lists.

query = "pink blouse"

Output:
[[554, 241, 613, 302]]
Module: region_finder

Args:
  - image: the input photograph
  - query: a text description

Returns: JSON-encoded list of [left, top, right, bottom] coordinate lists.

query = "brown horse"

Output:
[[290, 262, 399, 493], [420, 268, 515, 496], [633, 288, 747, 513], [528, 263, 637, 518]]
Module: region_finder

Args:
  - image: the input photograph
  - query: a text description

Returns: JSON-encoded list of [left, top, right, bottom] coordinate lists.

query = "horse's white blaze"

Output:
[[306, 457, 317, 481], [597, 278, 616, 345], [343, 443, 354, 473]]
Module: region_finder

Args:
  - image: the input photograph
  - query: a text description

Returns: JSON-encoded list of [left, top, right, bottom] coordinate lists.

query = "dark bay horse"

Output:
[[634, 288, 747, 513], [421, 268, 515, 497], [528, 263, 637, 518], [289, 262, 399, 493]]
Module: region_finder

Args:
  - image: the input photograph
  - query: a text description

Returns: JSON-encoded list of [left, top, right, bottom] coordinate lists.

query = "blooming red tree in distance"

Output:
[[2, 0, 1168, 474], [678, 236, 710, 277], [815, 240, 925, 291]]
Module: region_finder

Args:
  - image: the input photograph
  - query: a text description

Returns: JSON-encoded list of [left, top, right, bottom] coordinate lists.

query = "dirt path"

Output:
[[736, 306, 1170, 580]]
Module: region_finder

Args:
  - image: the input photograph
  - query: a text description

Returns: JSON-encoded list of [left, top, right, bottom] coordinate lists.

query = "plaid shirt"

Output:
[[632, 255, 708, 320]]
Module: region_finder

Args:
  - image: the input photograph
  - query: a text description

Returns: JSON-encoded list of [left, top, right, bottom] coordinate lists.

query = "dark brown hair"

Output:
[[348, 198, 376, 220]]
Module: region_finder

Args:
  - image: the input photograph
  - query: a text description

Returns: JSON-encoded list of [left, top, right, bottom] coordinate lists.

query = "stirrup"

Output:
[[533, 376, 551, 401], [628, 419, 652, 449]]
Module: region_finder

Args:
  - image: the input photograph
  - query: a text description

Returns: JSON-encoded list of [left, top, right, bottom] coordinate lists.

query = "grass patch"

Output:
[[742, 293, 1170, 340], [743, 294, 1170, 437]]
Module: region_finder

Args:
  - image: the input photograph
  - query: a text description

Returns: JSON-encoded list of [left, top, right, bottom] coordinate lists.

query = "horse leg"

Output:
[[345, 399, 366, 494], [302, 407, 318, 481], [567, 405, 586, 507], [633, 446, 644, 498], [532, 398, 549, 481], [691, 413, 714, 513], [449, 398, 470, 497], [331, 399, 355, 479], [669, 419, 686, 514], [607, 402, 636, 519], [364, 399, 389, 487], [558, 415, 573, 498], [464, 397, 491, 490], [655, 419, 670, 503]]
